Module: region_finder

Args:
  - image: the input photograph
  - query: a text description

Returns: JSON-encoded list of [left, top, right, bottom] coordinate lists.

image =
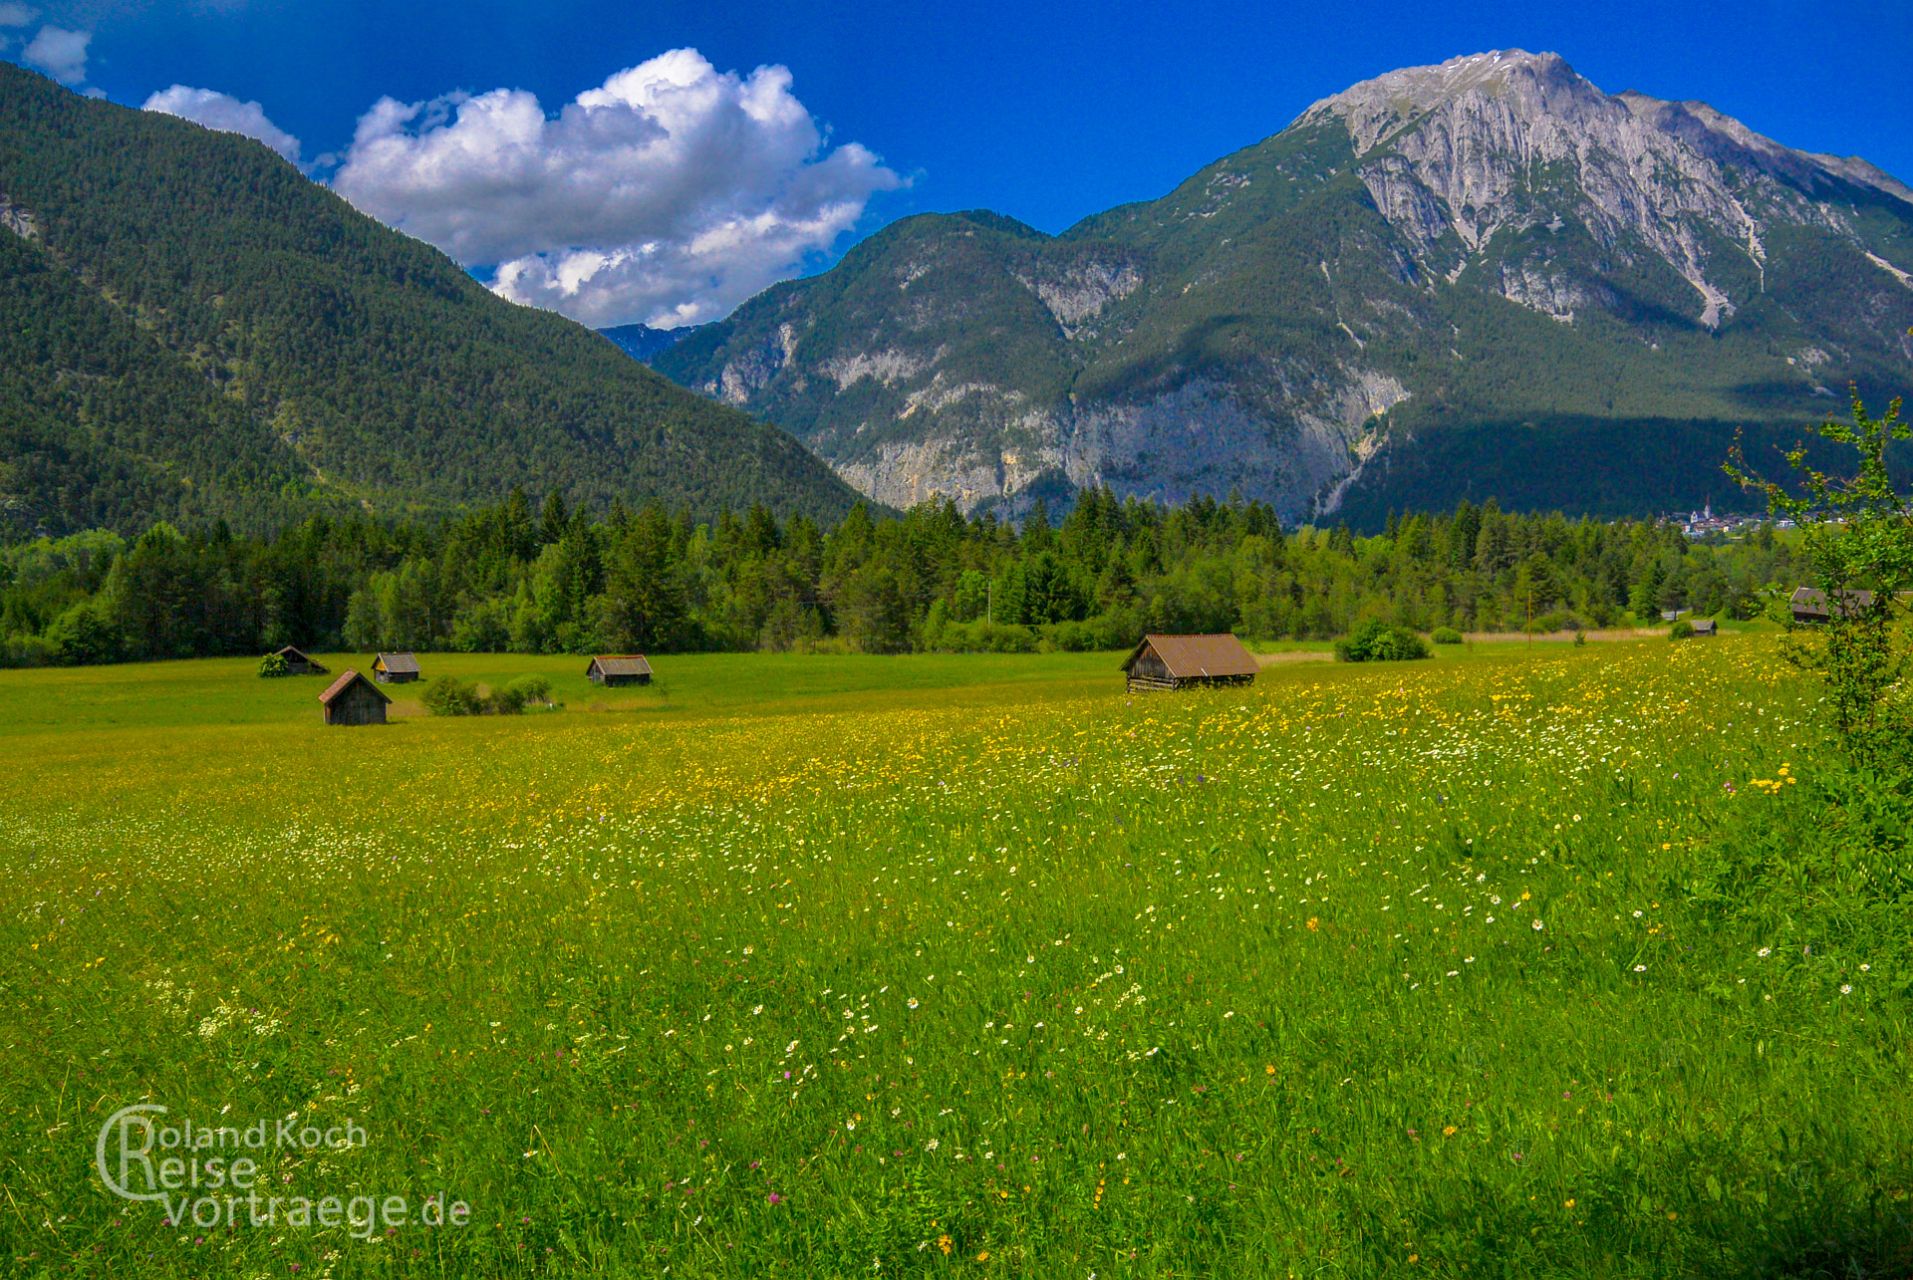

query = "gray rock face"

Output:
[[652, 51, 1913, 521], [829, 368, 1407, 515], [1308, 51, 1784, 327], [712, 322, 800, 405], [0, 192, 37, 240], [1014, 258, 1142, 338]]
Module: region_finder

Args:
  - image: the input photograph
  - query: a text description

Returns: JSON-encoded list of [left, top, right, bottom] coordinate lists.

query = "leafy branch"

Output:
[[1728, 379, 1913, 757]]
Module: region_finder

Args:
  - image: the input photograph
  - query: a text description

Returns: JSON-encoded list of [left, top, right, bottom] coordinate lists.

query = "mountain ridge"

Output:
[[650, 50, 1913, 524], [600, 322, 698, 363]]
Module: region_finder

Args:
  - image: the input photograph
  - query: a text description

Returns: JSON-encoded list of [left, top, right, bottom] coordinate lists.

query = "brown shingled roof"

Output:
[[1789, 586, 1875, 618], [273, 644, 327, 673], [1120, 633, 1260, 678], [589, 655, 653, 677], [375, 652, 421, 675], [318, 668, 391, 706]]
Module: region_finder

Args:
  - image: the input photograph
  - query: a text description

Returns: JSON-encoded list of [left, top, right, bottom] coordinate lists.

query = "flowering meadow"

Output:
[[1, 642, 1907, 1277]]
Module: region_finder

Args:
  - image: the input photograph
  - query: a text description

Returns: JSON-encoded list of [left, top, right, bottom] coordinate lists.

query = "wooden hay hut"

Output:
[[318, 669, 391, 726], [587, 655, 652, 687], [1689, 619, 1718, 636], [1120, 633, 1259, 693], [274, 645, 328, 675], [1789, 586, 1873, 623], [373, 652, 421, 683]]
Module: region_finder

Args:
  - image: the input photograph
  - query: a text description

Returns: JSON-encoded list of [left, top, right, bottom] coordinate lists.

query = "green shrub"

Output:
[[423, 676, 484, 716], [257, 652, 290, 678], [424, 675, 550, 716], [1335, 620, 1432, 663], [927, 619, 1039, 653], [1, 633, 58, 667], [485, 684, 527, 716], [1430, 626, 1464, 645], [47, 600, 120, 665], [1670, 620, 1695, 640], [505, 674, 554, 708]]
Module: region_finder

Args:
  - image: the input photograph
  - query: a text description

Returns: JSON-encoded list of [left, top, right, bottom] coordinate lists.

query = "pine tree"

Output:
[[539, 491, 570, 547]]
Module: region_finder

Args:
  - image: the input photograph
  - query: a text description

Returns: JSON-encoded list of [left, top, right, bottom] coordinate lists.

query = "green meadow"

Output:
[[1, 638, 1906, 1277]]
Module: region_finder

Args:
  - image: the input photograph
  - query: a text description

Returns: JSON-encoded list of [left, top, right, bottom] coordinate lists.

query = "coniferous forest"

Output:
[[0, 490, 1804, 667]]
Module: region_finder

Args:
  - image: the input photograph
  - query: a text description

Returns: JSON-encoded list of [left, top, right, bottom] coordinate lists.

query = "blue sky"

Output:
[[6, 0, 1909, 327]]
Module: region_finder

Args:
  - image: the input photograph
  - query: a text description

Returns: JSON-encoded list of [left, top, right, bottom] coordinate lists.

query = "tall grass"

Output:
[[0, 640, 1905, 1277]]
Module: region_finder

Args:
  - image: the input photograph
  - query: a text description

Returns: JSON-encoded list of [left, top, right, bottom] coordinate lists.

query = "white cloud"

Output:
[[332, 48, 902, 328], [22, 24, 87, 84], [143, 84, 301, 163]]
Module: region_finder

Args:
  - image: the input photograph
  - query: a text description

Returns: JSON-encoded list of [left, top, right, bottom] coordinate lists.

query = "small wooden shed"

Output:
[[274, 645, 328, 676], [1120, 633, 1259, 693], [1790, 586, 1873, 623], [587, 655, 652, 687], [318, 669, 391, 726], [1689, 619, 1718, 636], [373, 652, 421, 683]]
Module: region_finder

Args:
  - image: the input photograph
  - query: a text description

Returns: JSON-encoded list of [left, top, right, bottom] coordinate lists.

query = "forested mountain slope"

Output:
[[0, 64, 863, 537]]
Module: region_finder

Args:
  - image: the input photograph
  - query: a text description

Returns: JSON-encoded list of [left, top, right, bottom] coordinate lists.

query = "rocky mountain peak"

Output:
[[1298, 50, 1612, 153], [1301, 51, 1910, 214], [1287, 50, 1913, 333], [1306, 48, 1577, 108], [650, 51, 1913, 525]]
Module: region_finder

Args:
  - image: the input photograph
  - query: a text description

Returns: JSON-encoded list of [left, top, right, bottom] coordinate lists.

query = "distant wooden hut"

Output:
[[1120, 633, 1259, 692], [586, 655, 652, 687], [1790, 586, 1873, 623], [273, 645, 328, 675], [373, 652, 421, 684], [318, 669, 391, 726], [1690, 619, 1718, 636]]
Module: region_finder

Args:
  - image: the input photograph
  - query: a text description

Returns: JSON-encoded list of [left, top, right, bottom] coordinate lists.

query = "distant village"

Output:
[[1675, 504, 1794, 540]]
